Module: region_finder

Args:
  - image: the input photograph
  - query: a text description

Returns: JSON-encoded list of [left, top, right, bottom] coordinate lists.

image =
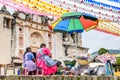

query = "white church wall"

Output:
[[0, 14, 11, 64]]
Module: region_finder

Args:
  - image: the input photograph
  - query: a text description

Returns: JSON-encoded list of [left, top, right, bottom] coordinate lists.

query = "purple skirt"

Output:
[[25, 61, 36, 72]]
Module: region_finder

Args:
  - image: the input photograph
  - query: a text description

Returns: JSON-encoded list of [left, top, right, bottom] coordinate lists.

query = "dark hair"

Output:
[[40, 43, 46, 48], [54, 60, 62, 67], [26, 47, 31, 52], [23, 47, 31, 58]]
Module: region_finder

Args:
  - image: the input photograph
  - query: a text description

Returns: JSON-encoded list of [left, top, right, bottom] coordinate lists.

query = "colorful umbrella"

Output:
[[96, 53, 116, 64], [50, 12, 98, 33]]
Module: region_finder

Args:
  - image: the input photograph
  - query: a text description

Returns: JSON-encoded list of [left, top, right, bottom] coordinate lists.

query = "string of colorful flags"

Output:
[[40, 0, 120, 22], [96, 21, 120, 36], [12, 0, 68, 16], [84, 0, 120, 11], [1, 0, 119, 22], [0, 0, 120, 36]]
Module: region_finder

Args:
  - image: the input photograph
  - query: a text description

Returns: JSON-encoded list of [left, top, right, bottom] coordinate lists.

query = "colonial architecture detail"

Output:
[[0, 5, 88, 66]]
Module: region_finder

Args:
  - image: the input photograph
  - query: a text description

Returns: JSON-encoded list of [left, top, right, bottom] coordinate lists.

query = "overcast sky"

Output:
[[82, 30, 120, 53]]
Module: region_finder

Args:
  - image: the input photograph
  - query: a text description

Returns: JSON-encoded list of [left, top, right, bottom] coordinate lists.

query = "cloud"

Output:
[[82, 30, 120, 53]]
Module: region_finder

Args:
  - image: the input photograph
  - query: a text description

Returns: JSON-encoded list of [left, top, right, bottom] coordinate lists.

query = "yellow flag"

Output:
[[52, 18, 62, 28]]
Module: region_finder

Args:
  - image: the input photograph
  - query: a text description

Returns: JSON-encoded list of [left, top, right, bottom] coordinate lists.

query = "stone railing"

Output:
[[0, 75, 120, 80]]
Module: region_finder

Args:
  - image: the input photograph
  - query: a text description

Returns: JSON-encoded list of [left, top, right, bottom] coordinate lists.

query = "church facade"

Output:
[[0, 6, 88, 65]]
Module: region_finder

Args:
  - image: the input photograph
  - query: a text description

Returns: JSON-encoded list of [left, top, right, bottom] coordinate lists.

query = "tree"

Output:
[[116, 57, 120, 65], [98, 48, 109, 55]]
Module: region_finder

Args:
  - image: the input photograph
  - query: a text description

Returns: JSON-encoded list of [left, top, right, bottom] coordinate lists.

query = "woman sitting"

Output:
[[36, 43, 57, 75], [23, 47, 36, 75]]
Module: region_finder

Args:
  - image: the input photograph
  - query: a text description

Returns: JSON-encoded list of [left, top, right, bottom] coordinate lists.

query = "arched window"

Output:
[[30, 32, 44, 52], [19, 37, 23, 48]]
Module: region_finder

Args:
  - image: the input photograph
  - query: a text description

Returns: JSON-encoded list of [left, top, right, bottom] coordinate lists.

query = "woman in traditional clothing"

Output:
[[36, 43, 57, 75], [23, 47, 36, 75]]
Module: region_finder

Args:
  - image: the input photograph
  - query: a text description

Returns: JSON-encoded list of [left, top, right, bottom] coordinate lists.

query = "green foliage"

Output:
[[98, 48, 109, 55], [116, 57, 120, 65]]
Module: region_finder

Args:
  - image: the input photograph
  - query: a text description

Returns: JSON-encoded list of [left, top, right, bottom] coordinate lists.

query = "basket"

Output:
[[63, 60, 76, 67], [77, 59, 89, 65], [114, 72, 120, 76]]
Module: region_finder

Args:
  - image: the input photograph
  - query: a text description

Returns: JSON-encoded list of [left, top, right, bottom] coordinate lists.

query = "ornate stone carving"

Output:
[[26, 14, 32, 21], [18, 50, 23, 59], [62, 32, 87, 56], [41, 16, 54, 26], [30, 32, 44, 52], [0, 5, 10, 15], [63, 33, 69, 42], [12, 11, 18, 18]]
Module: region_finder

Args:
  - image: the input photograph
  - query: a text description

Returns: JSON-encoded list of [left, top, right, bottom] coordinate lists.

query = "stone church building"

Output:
[[0, 6, 88, 66]]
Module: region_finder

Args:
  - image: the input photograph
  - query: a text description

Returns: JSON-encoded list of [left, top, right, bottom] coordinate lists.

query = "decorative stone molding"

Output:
[[0, 5, 10, 15]]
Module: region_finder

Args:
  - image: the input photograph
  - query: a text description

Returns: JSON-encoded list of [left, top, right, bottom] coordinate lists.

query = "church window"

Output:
[[19, 27, 23, 33], [3, 17, 11, 28], [19, 28, 22, 31], [19, 37, 23, 48], [49, 42, 52, 50], [48, 33, 51, 37]]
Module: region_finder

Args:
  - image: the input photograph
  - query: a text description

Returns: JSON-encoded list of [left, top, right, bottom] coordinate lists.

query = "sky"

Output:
[[82, 30, 120, 53]]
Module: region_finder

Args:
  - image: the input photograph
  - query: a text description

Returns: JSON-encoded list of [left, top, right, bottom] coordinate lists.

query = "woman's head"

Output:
[[40, 43, 46, 48], [23, 47, 31, 58], [26, 47, 32, 52]]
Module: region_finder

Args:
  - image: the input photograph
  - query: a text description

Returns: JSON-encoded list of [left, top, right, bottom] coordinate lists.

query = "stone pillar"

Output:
[[77, 33, 82, 47]]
